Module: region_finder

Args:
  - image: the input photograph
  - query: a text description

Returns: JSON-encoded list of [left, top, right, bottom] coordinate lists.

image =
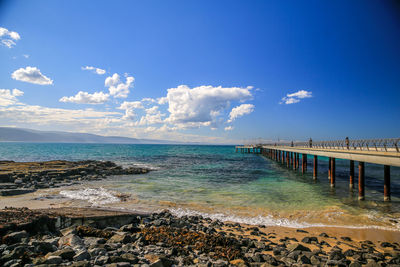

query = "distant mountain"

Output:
[[0, 127, 184, 144]]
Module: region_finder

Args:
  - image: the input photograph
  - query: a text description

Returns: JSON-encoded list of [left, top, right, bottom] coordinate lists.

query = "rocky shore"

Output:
[[0, 207, 399, 267], [0, 160, 149, 196]]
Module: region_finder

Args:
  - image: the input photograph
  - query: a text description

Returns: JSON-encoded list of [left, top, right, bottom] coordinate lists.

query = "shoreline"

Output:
[[1, 206, 399, 266]]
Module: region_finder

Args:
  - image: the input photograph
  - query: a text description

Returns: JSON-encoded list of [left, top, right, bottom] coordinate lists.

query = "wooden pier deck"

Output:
[[236, 138, 400, 201]]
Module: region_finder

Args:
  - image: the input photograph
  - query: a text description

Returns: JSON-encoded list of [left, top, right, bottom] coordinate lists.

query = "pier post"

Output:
[[330, 158, 335, 187], [349, 160, 354, 189], [358, 162, 365, 200], [328, 157, 331, 180], [384, 165, 390, 202], [296, 153, 299, 170], [286, 152, 290, 167], [293, 153, 296, 170], [313, 155, 318, 180], [302, 154, 307, 174]]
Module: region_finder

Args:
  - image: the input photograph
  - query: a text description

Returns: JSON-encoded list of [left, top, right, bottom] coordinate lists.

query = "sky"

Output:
[[1, 0, 399, 144]]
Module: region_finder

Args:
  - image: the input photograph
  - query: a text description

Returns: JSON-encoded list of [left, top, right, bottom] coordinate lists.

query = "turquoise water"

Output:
[[1, 142, 400, 229]]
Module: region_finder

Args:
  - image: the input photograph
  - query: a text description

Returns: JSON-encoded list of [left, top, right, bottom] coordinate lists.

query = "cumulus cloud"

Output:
[[163, 85, 253, 128], [105, 73, 134, 98], [228, 104, 255, 123], [11, 66, 53, 85], [117, 101, 144, 120], [224, 126, 234, 131], [0, 27, 20, 48], [280, 90, 312, 104], [0, 89, 24, 106], [82, 66, 106, 75], [59, 91, 109, 104], [135, 106, 165, 126]]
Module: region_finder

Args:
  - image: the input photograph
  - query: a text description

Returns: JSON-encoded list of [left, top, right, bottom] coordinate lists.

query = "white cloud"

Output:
[[0, 104, 122, 132], [0, 89, 24, 106], [117, 101, 144, 120], [163, 85, 253, 129], [105, 73, 134, 98], [141, 97, 157, 103], [224, 126, 234, 131], [23, 54, 29, 58], [0, 27, 20, 48], [135, 106, 165, 126], [59, 91, 110, 104], [228, 104, 255, 123], [280, 90, 312, 104], [82, 66, 106, 75], [11, 66, 53, 85]]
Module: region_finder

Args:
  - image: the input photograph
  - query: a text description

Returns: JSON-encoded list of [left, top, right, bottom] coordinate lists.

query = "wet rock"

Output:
[[349, 262, 362, 267], [319, 232, 329, 237], [230, 258, 247, 266], [296, 229, 308, 233]]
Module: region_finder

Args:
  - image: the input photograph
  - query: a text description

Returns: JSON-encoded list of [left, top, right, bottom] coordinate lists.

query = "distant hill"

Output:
[[0, 127, 183, 144]]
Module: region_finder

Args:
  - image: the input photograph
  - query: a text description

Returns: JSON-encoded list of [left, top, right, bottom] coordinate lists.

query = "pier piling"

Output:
[[302, 154, 307, 174], [330, 158, 336, 187], [384, 165, 390, 202], [313, 155, 318, 180], [349, 160, 354, 189], [358, 162, 365, 200]]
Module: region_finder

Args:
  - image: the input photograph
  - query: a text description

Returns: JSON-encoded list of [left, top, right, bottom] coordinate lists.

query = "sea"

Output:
[[1, 142, 400, 230]]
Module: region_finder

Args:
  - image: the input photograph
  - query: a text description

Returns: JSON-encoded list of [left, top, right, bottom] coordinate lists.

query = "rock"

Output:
[[31, 241, 57, 254], [2, 231, 28, 244], [349, 262, 362, 267], [108, 233, 131, 244], [94, 255, 110, 265], [296, 229, 309, 233], [319, 232, 329, 237], [70, 261, 91, 267], [88, 247, 107, 256], [73, 250, 91, 261], [326, 259, 346, 266], [44, 255, 63, 264], [148, 256, 174, 267], [310, 255, 320, 265], [297, 255, 311, 264], [341, 236, 352, 242], [301, 236, 318, 244], [120, 253, 139, 264], [287, 243, 311, 252], [230, 259, 247, 266], [380, 242, 393, 248], [58, 234, 84, 248], [49, 247, 75, 260], [329, 250, 345, 261], [2, 259, 22, 267]]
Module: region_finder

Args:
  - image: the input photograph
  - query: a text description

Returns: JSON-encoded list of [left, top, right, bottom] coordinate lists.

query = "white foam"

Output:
[[59, 187, 120, 206], [167, 208, 400, 231]]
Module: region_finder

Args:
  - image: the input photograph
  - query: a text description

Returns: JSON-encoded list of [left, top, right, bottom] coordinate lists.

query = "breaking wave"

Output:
[[59, 187, 120, 206]]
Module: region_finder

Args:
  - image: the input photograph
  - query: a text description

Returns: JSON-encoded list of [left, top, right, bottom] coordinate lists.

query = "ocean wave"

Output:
[[167, 208, 400, 231], [59, 187, 120, 206]]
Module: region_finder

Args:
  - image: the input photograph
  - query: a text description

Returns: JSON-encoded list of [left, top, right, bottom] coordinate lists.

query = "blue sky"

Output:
[[1, 0, 399, 143]]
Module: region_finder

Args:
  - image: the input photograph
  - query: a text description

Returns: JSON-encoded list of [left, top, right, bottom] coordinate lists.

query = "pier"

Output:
[[236, 138, 400, 201]]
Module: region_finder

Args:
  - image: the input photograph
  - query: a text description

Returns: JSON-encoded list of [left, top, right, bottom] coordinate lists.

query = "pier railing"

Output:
[[261, 138, 400, 152]]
